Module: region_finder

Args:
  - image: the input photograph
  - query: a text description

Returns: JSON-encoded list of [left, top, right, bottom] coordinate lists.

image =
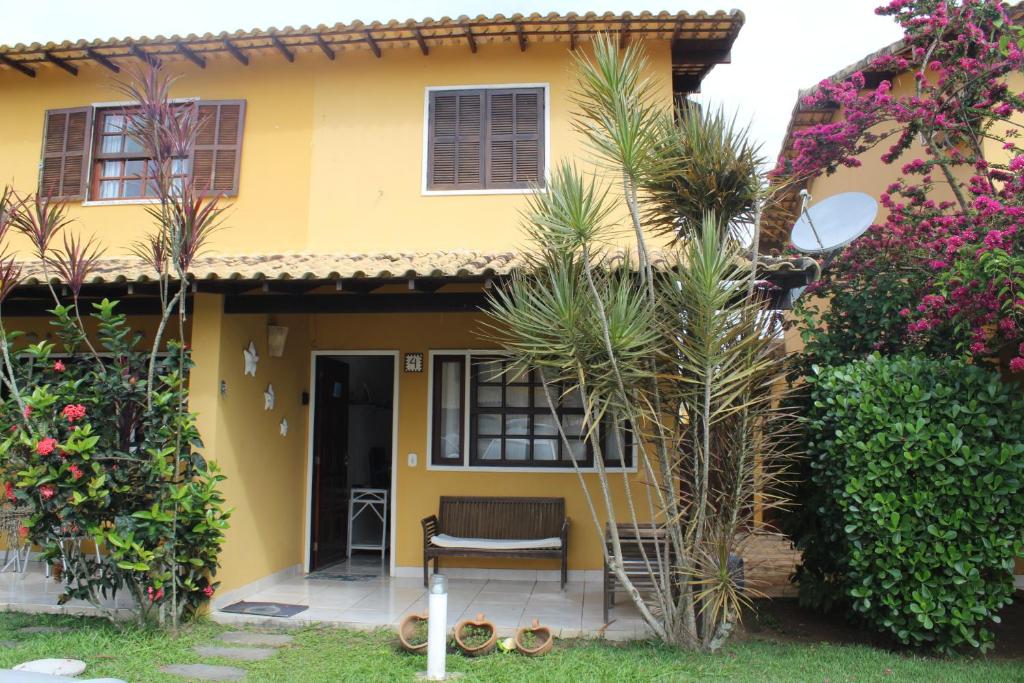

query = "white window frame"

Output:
[[425, 349, 637, 473], [420, 83, 551, 196]]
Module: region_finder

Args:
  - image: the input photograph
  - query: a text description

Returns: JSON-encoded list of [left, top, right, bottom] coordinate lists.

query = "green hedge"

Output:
[[789, 354, 1024, 652]]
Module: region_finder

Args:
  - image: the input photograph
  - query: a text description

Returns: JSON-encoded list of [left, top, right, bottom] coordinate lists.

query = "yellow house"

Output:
[[0, 11, 812, 604], [773, 29, 1024, 590]]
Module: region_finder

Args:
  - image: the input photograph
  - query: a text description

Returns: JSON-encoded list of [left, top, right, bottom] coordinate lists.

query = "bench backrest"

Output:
[[439, 496, 564, 540]]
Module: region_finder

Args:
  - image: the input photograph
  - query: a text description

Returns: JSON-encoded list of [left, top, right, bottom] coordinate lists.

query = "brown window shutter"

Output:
[[486, 88, 544, 189], [427, 91, 484, 190], [39, 107, 93, 200], [191, 100, 246, 196]]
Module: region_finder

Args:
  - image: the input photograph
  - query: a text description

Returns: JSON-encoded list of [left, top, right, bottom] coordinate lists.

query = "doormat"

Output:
[[305, 571, 377, 582], [220, 601, 308, 618]]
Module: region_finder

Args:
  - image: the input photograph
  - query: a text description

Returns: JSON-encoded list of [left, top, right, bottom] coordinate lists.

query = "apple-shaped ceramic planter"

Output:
[[515, 619, 554, 656], [397, 612, 430, 654], [453, 613, 497, 657]]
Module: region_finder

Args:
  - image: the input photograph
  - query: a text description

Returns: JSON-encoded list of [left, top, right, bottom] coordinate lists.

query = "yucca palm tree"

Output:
[[483, 33, 796, 650]]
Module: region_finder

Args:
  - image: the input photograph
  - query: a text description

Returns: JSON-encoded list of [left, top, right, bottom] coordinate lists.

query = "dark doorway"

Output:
[[309, 354, 394, 572]]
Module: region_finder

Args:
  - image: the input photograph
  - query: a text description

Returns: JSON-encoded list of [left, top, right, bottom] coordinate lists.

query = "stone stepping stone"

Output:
[[160, 663, 246, 681], [17, 626, 72, 634], [217, 631, 293, 647], [0, 639, 20, 648], [194, 645, 277, 661], [14, 658, 87, 676]]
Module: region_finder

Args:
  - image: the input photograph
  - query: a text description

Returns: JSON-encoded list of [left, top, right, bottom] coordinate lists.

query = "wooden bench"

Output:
[[421, 496, 570, 588], [603, 523, 670, 623]]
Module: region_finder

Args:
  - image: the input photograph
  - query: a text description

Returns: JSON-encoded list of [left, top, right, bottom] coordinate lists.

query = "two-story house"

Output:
[[0, 11, 789, 603]]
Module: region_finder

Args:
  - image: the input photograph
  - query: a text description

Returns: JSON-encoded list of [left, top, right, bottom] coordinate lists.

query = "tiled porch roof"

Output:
[[16, 250, 818, 287]]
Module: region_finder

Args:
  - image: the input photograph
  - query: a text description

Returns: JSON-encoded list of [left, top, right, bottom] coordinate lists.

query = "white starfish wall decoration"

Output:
[[243, 341, 259, 377], [264, 384, 275, 410], [279, 417, 288, 437]]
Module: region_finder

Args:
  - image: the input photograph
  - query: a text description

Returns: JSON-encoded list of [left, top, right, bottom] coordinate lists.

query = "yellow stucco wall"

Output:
[[0, 41, 672, 256]]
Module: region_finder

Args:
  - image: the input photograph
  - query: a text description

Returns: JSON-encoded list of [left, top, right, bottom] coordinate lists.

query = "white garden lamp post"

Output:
[[427, 574, 448, 681]]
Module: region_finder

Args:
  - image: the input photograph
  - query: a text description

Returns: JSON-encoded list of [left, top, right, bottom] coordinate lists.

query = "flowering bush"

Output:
[[778, 0, 1024, 369], [0, 301, 230, 625], [789, 354, 1024, 653]]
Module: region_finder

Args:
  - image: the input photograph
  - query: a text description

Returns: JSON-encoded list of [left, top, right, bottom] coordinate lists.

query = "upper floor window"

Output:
[[425, 86, 546, 193], [39, 100, 246, 202]]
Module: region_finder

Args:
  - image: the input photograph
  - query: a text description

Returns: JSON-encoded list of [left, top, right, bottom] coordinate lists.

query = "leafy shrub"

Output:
[[1, 301, 230, 625], [788, 354, 1024, 652]]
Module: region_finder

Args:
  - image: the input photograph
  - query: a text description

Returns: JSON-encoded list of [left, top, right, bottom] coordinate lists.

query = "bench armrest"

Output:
[[422, 515, 439, 546]]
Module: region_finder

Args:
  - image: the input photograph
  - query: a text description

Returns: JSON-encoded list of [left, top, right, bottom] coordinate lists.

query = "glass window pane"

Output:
[[508, 367, 531, 384], [505, 414, 529, 435], [100, 135, 123, 154], [604, 421, 627, 466], [123, 136, 144, 154], [567, 439, 587, 461], [172, 158, 189, 175], [123, 179, 143, 198], [101, 160, 122, 177], [476, 413, 501, 435], [438, 361, 463, 460], [98, 180, 120, 199], [103, 114, 125, 133], [507, 386, 529, 408], [533, 439, 558, 461], [477, 359, 503, 383], [477, 386, 501, 408], [477, 438, 501, 460], [506, 439, 529, 461], [562, 414, 585, 439], [562, 388, 583, 409], [533, 386, 554, 408], [535, 413, 558, 435], [124, 160, 145, 176]]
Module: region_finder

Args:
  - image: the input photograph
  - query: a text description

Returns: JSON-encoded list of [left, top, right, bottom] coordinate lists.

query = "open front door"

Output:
[[310, 357, 350, 570]]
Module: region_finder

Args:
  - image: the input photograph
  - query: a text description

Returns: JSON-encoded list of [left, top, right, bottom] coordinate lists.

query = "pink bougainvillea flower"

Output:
[[36, 438, 57, 456], [1010, 357, 1024, 374], [22, 406, 31, 419], [53, 360, 65, 373], [68, 464, 83, 481], [38, 485, 55, 500], [202, 586, 214, 598], [61, 404, 86, 422]]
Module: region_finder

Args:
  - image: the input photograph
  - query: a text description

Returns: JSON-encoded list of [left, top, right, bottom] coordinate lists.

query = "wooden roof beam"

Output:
[[85, 48, 120, 72], [130, 44, 160, 67], [43, 52, 77, 76], [0, 54, 34, 77], [412, 27, 429, 56], [620, 20, 631, 49], [515, 22, 527, 51], [223, 39, 249, 66], [464, 26, 477, 53], [176, 42, 206, 68], [270, 35, 294, 63], [314, 34, 335, 60], [364, 30, 381, 58], [568, 21, 578, 51]]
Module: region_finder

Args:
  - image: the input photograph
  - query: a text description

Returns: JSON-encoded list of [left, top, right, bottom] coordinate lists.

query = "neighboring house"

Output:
[[773, 26, 1024, 590], [0, 11, 806, 600]]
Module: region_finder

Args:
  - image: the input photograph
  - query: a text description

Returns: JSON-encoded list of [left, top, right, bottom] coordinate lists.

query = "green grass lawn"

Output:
[[0, 611, 1021, 682]]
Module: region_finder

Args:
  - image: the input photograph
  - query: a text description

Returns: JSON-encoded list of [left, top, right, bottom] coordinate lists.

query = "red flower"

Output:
[[68, 464, 83, 481], [53, 360, 65, 373], [39, 485, 55, 500], [202, 586, 214, 598], [1010, 357, 1024, 374], [147, 586, 165, 602], [22, 406, 31, 419], [17, 525, 28, 540], [4, 482, 14, 502], [36, 438, 57, 456], [61, 404, 86, 422]]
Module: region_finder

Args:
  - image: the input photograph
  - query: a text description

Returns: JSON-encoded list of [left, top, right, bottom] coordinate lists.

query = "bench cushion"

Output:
[[430, 533, 562, 551]]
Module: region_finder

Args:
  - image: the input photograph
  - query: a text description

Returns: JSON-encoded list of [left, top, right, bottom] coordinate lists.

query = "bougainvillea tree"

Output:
[[778, 0, 1024, 370], [0, 65, 230, 627]]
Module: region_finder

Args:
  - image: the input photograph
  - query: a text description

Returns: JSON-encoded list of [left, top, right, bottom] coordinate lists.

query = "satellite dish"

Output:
[[790, 191, 878, 254]]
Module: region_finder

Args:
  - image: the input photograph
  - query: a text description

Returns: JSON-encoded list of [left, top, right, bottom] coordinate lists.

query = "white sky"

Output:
[[1, 1, 903, 161]]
